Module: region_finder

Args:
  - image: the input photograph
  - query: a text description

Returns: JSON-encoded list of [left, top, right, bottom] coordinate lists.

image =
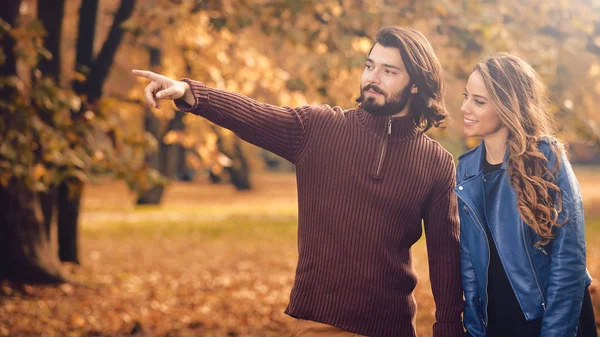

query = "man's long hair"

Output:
[[365, 26, 448, 131], [475, 53, 564, 246]]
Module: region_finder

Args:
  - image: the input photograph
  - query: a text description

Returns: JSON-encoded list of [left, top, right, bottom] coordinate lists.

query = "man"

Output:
[[133, 26, 463, 337]]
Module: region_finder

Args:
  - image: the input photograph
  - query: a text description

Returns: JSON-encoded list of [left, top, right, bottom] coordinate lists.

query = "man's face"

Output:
[[358, 43, 412, 116]]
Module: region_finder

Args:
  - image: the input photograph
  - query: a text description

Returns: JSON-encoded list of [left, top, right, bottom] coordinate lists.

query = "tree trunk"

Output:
[[38, 187, 57, 241], [0, 181, 66, 284], [57, 0, 137, 262], [228, 137, 251, 190], [37, 0, 65, 83], [0, 0, 19, 78], [57, 179, 82, 264], [137, 44, 165, 205], [72, 0, 98, 94], [137, 105, 165, 205], [0, 0, 65, 284], [161, 110, 187, 180], [85, 0, 136, 102], [37, 0, 66, 262], [208, 126, 251, 189]]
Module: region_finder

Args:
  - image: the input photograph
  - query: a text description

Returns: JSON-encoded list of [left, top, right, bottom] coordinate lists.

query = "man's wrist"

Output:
[[181, 81, 194, 106]]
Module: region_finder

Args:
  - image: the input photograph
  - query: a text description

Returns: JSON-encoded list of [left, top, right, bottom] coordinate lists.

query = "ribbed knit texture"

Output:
[[176, 80, 464, 337]]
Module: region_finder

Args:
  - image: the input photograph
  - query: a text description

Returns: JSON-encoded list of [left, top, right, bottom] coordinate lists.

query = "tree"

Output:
[[0, 0, 66, 283], [57, 0, 137, 263]]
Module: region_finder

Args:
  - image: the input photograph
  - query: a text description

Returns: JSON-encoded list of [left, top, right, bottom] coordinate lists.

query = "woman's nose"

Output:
[[460, 100, 469, 115]]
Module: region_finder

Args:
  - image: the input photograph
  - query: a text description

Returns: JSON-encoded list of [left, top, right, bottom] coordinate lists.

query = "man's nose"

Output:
[[365, 69, 381, 84]]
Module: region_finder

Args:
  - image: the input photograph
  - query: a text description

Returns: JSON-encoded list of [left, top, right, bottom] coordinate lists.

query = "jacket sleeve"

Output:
[[423, 153, 465, 337], [460, 218, 486, 337], [174, 79, 312, 163], [540, 146, 587, 337]]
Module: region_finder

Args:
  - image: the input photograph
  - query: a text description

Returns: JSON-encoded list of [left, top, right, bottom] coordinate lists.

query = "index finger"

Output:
[[132, 69, 161, 81]]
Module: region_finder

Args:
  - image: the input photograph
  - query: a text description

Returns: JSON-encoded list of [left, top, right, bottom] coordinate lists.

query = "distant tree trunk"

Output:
[[37, 0, 65, 83], [57, 179, 82, 263], [72, 0, 98, 94], [85, 0, 136, 102], [229, 137, 251, 190], [0, 0, 65, 284], [37, 0, 65, 261], [57, 0, 136, 262], [137, 105, 164, 204], [211, 126, 252, 190], [38, 187, 57, 244], [137, 44, 165, 205], [161, 110, 187, 179]]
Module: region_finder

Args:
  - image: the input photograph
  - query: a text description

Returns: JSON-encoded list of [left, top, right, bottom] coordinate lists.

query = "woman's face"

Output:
[[461, 70, 507, 139]]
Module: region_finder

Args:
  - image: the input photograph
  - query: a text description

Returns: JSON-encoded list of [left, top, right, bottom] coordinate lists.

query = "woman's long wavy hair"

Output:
[[475, 53, 564, 245]]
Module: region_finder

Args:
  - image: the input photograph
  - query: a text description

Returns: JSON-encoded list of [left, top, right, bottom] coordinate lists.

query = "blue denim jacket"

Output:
[[456, 138, 592, 337]]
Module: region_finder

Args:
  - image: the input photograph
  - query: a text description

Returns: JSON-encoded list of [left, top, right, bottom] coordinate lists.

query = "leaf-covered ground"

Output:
[[2, 171, 600, 337]]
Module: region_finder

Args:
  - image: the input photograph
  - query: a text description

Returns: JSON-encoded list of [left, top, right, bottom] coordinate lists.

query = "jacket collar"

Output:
[[458, 139, 509, 179], [356, 108, 422, 142]]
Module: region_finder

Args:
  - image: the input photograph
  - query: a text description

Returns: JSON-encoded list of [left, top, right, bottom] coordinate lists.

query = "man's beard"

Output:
[[356, 83, 412, 116]]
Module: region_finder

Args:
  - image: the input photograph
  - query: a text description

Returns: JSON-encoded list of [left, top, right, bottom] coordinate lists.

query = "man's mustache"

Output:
[[362, 84, 386, 96]]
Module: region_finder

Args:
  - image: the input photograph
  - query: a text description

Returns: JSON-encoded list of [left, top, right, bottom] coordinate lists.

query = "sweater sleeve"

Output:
[[423, 152, 465, 337], [174, 79, 311, 163]]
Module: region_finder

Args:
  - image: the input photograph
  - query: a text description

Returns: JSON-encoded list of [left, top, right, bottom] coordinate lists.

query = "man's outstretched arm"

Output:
[[132, 69, 312, 163]]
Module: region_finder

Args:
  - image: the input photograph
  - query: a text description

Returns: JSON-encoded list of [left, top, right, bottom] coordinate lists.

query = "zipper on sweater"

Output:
[[373, 116, 392, 178]]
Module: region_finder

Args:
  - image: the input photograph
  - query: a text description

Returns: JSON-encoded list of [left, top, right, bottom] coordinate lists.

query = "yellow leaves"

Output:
[[195, 33, 214, 48], [31, 163, 47, 181], [216, 51, 230, 65], [208, 67, 225, 88], [316, 43, 328, 54], [84, 110, 95, 122], [59, 284, 74, 295], [434, 3, 448, 16], [70, 313, 86, 327], [351, 37, 372, 54], [163, 130, 182, 145], [0, 142, 17, 161], [589, 63, 600, 77], [219, 28, 235, 43], [564, 99, 574, 110], [73, 71, 87, 83]]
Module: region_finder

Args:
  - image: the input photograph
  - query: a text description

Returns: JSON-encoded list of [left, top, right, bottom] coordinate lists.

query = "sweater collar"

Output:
[[356, 108, 422, 142]]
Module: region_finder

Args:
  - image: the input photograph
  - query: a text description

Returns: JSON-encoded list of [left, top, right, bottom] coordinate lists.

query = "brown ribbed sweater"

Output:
[[175, 79, 463, 337]]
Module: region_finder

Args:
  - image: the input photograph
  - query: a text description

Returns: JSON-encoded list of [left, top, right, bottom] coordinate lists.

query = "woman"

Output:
[[457, 53, 597, 337]]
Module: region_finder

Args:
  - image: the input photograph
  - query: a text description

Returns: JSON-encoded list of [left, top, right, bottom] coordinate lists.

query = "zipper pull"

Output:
[[534, 244, 549, 256], [388, 116, 392, 135]]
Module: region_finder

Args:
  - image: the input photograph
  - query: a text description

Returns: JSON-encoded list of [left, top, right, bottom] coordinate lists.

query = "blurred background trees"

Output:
[[1, 0, 600, 284]]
